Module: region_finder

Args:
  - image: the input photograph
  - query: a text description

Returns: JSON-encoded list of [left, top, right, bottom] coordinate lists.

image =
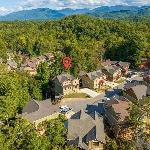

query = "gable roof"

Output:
[[67, 110, 105, 149], [130, 85, 147, 100], [124, 80, 142, 89], [103, 65, 121, 75], [22, 100, 59, 123], [55, 73, 75, 84], [22, 100, 39, 114], [105, 96, 130, 123], [86, 70, 103, 80], [79, 71, 87, 77], [118, 61, 130, 68]]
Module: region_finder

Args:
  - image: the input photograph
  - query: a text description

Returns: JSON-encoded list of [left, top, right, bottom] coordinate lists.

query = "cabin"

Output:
[[102, 65, 122, 82], [123, 84, 149, 103], [104, 95, 133, 139], [52, 73, 80, 97], [143, 70, 150, 83], [67, 110, 106, 150], [79, 70, 106, 89]]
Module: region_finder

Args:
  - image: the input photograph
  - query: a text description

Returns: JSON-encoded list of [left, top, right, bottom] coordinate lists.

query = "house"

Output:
[[20, 59, 37, 75], [143, 70, 150, 83], [52, 73, 80, 96], [102, 65, 122, 81], [22, 100, 60, 127], [124, 78, 144, 89], [67, 110, 106, 150], [44, 53, 54, 61], [116, 61, 130, 75], [123, 84, 149, 103], [101, 60, 130, 81], [79, 70, 106, 89], [104, 95, 132, 138], [139, 58, 150, 70], [7, 59, 17, 70], [20, 53, 54, 75]]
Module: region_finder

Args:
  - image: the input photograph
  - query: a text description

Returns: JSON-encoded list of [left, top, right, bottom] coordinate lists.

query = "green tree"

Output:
[[45, 115, 67, 149], [0, 117, 50, 150]]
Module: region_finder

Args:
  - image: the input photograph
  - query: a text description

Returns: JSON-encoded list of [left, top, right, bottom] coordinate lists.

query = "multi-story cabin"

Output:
[[101, 60, 130, 81], [67, 110, 106, 150], [139, 58, 150, 70], [143, 70, 150, 84], [102, 65, 122, 82], [115, 61, 130, 75], [79, 70, 106, 89], [123, 84, 150, 103], [20, 53, 54, 75], [52, 73, 80, 96], [104, 95, 133, 138]]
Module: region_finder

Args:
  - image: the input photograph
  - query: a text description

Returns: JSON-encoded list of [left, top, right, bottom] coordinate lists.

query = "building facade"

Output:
[[53, 73, 80, 96]]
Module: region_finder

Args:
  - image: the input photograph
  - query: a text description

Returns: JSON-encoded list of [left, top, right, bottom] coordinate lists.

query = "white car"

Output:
[[59, 105, 72, 113]]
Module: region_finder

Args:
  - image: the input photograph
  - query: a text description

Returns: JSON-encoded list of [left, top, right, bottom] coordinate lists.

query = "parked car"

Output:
[[102, 97, 110, 102], [59, 105, 72, 114]]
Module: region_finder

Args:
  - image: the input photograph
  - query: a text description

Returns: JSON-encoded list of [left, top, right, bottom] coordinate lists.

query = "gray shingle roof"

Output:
[[103, 65, 120, 75], [118, 61, 130, 68], [87, 70, 103, 80], [22, 100, 59, 123], [22, 100, 39, 114], [105, 96, 130, 124], [131, 85, 147, 100], [56, 73, 75, 84], [67, 110, 105, 149]]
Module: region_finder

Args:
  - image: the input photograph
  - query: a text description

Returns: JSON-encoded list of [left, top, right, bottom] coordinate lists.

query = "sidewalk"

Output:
[[80, 88, 99, 98]]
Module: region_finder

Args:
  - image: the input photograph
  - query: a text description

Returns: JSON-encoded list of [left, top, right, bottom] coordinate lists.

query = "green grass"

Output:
[[115, 78, 125, 84], [64, 93, 91, 98], [96, 85, 111, 93]]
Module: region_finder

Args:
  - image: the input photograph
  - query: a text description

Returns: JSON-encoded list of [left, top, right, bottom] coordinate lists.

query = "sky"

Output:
[[0, 0, 150, 15]]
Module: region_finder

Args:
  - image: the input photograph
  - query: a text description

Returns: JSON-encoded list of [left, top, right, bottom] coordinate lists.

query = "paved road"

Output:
[[60, 76, 143, 113], [80, 88, 99, 98]]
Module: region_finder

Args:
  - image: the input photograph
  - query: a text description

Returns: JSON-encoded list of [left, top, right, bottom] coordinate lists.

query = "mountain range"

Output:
[[0, 5, 150, 21]]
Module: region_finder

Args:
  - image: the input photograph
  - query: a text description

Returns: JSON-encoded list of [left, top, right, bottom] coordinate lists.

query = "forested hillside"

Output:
[[0, 15, 150, 150], [0, 6, 150, 20], [0, 15, 150, 71]]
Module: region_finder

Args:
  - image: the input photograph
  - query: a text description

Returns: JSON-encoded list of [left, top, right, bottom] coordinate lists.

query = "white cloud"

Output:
[[0, 0, 150, 15], [20, 0, 150, 10], [0, 7, 13, 15], [124, 0, 150, 6]]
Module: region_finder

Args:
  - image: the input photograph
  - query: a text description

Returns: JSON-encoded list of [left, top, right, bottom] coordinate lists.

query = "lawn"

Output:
[[115, 78, 126, 84], [96, 85, 111, 93], [64, 93, 91, 98]]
